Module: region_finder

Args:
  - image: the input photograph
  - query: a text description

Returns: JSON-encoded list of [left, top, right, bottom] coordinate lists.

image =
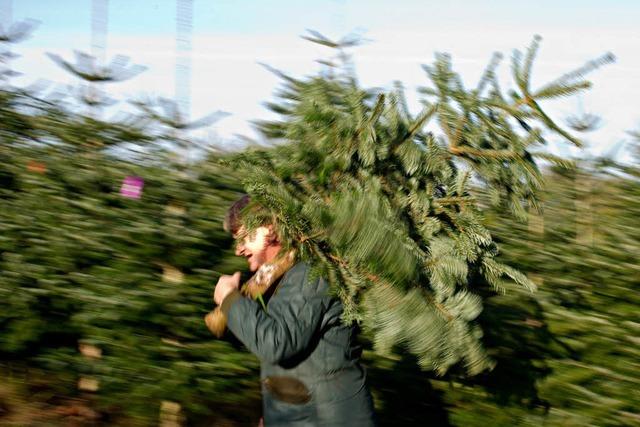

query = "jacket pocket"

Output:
[[263, 376, 311, 404], [263, 376, 315, 425]]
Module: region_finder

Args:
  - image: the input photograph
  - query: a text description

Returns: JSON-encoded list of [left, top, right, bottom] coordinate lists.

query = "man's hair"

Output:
[[223, 194, 251, 235]]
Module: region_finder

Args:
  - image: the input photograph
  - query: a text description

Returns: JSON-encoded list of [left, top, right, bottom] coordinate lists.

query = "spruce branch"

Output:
[[217, 35, 611, 375]]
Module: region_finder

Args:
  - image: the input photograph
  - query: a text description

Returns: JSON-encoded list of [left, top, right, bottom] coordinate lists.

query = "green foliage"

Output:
[[0, 86, 262, 424], [361, 154, 640, 427], [468, 158, 640, 426], [216, 36, 608, 375], [1, 29, 635, 426]]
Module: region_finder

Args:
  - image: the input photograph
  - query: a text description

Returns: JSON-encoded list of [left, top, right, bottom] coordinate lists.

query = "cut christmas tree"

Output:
[[214, 34, 613, 375]]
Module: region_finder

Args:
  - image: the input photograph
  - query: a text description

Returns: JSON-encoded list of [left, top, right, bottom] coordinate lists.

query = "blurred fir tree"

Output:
[[1, 30, 262, 424], [363, 146, 640, 427], [215, 34, 612, 376], [465, 147, 640, 426], [0, 88, 264, 424]]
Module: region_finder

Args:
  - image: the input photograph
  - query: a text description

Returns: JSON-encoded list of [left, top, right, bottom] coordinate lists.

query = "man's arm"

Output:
[[221, 273, 329, 364]]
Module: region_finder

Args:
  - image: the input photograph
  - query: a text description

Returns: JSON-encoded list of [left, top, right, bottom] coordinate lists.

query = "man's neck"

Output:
[[264, 244, 283, 264]]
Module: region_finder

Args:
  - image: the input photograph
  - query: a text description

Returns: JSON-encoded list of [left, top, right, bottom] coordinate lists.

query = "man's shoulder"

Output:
[[280, 261, 330, 296]]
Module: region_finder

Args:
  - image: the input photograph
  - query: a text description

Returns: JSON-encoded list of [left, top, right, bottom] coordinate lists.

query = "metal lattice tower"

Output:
[[175, 0, 193, 122], [88, 0, 108, 115], [91, 0, 109, 64], [91, 0, 108, 64], [1, 0, 11, 30], [331, 0, 347, 37], [1, 1, 40, 83], [1, 0, 12, 64]]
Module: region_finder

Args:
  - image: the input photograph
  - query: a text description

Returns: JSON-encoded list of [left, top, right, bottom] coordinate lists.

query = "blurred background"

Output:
[[1, 0, 639, 426]]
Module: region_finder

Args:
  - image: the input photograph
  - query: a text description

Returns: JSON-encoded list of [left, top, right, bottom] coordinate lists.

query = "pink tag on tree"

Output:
[[120, 176, 144, 199]]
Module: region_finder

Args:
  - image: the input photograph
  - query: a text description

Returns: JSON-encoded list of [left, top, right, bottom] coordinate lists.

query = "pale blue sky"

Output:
[[5, 1, 640, 159], [11, 0, 640, 36]]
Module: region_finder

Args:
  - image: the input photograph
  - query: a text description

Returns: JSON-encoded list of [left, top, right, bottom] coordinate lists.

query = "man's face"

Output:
[[233, 225, 273, 272]]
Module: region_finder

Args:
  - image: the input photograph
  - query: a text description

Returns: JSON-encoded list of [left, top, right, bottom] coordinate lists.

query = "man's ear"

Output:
[[266, 224, 280, 245]]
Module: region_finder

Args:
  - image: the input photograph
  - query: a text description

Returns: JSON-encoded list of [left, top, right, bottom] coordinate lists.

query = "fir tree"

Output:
[[1, 31, 258, 422], [473, 147, 640, 426], [215, 35, 613, 375]]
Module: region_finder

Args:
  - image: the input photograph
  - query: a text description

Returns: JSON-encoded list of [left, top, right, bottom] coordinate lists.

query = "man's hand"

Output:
[[214, 272, 241, 305]]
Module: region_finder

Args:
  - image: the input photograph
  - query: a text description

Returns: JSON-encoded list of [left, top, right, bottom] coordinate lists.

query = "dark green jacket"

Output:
[[222, 261, 376, 426]]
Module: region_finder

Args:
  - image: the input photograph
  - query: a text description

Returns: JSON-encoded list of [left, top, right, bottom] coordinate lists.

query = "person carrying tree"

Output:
[[207, 194, 377, 427], [204, 35, 611, 426]]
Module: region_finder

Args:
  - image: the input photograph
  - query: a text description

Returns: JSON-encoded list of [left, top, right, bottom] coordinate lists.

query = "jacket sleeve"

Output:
[[221, 272, 329, 364]]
